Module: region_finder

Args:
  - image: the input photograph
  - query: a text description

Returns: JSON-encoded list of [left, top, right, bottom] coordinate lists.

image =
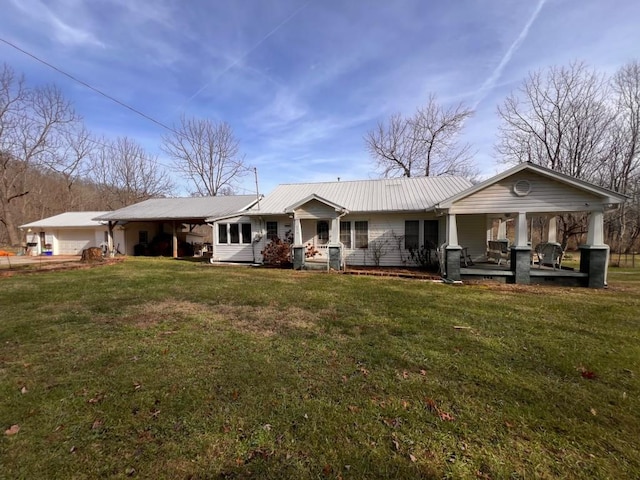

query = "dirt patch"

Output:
[[0, 257, 124, 277], [214, 304, 330, 337], [110, 300, 329, 337]]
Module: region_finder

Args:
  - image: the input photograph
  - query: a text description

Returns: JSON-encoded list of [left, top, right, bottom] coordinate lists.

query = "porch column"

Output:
[[514, 212, 528, 247], [497, 219, 507, 239], [330, 217, 339, 244], [580, 210, 609, 288], [446, 214, 459, 246], [108, 221, 116, 257], [292, 215, 305, 270], [210, 223, 217, 260], [294, 217, 303, 245], [172, 221, 178, 258], [586, 210, 605, 246], [511, 212, 531, 284], [547, 216, 557, 243]]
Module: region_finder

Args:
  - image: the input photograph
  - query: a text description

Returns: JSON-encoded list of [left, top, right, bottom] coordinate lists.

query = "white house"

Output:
[[206, 175, 472, 266], [207, 163, 627, 288]]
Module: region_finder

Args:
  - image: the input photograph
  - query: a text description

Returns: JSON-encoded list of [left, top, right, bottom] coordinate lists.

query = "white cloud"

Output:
[[8, 0, 105, 48]]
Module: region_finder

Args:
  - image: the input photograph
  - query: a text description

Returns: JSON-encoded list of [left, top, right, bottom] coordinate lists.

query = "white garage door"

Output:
[[58, 229, 94, 255]]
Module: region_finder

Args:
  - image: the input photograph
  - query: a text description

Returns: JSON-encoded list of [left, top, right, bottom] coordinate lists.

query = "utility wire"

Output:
[[0, 36, 180, 136], [0, 38, 259, 195]]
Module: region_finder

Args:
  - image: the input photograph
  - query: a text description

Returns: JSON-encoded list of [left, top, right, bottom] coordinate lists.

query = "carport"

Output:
[[94, 196, 260, 258]]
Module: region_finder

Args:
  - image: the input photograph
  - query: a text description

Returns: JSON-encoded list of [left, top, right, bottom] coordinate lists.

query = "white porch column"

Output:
[[447, 214, 459, 246], [547, 216, 557, 243], [210, 223, 217, 259], [587, 210, 605, 246], [497, 219, 507, 239], [515, 212, 528, 247], [107, 221, 115, 257], [172, 221, 178, 258], [294, 217, 303, 245], [330, 217, 339, 244]]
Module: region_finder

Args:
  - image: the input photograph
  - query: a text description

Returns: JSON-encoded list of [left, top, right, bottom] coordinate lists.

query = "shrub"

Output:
[[261, 230, 293, 266]]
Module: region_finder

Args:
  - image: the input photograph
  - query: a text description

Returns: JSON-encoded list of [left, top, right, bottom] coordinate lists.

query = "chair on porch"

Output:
[[534, 242, 563, 270]]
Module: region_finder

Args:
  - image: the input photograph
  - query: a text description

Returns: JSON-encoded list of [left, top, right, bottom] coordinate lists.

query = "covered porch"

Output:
[[286, 194, 348, 270], [435, 163, 627, 288]]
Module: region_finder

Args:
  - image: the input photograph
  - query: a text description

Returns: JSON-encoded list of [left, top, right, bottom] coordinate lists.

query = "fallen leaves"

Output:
[[424, 397, 455, 421], [576, 365, 597, 380]]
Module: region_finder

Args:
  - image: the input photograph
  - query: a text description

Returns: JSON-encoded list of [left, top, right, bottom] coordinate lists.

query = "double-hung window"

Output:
[[424, 220, 439, 249], [354, 221, 368, 249], [340, 221, 351, 248], [266, 221, 278, 241], [404, 220, 419, 250]]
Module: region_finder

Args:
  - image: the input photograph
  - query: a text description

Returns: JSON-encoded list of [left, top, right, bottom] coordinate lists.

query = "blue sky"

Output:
[[1, 0, 639, 196]]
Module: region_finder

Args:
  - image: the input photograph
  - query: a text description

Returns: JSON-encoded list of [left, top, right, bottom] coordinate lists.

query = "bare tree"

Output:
[[496, 61, 613, 181], [365, 95, 475, 178], [605, 61, 640, 253], [90, 137, 174, 209], [0, 64, 88, 246], [162, 116, 246, 196]]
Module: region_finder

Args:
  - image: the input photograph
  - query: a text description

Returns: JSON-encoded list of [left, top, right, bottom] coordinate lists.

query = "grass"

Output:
[[1, 257, 639, 479]]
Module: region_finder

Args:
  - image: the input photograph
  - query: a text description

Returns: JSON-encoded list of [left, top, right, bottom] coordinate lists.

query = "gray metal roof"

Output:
[[20, 212, 111, 229], [94, 196, 258, 222], [247, 176, 473, 215]]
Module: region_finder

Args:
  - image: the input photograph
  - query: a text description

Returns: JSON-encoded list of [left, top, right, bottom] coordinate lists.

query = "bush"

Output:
[[262, 230, 293, 266]]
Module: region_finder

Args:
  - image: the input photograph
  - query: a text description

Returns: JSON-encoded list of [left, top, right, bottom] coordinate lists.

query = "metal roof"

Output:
[[94, 196, 259, 222], [247, 176, 473, 215], [20, 212, 111, 229]]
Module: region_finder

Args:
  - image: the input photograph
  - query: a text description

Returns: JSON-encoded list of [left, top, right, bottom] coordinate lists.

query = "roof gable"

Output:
[[439, 163, 627, 210], [285, 194, 347, 213]]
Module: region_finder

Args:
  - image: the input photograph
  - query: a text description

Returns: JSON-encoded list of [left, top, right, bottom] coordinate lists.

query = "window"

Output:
[[405, 220, 419, 250], [229, 224, 240, 244], [242, 223, 252, 244], [424, 220, 439, 249], [340, 221, 351, 248], [355, 221, 368, 249], [266, 221, 278, 241], [139, 231, 148, 244], [218, 223, 252, 244], [317, 220, 329, 245], [218, 224, 227, 244]]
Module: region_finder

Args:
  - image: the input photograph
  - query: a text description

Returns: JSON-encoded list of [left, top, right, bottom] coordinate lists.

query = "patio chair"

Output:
[[534, 242, 563, 270]]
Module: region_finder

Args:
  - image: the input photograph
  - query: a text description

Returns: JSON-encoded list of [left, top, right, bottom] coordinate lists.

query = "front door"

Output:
[[316, 220, 329, 246]]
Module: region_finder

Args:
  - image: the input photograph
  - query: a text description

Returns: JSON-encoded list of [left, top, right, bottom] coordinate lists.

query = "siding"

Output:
[[295, 200, 339, 219], [341, 213, 445, 267], [450, 171, 602, 214]]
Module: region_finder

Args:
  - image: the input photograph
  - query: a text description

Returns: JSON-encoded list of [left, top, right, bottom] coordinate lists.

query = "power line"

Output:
[[0, 36, 180, 136]]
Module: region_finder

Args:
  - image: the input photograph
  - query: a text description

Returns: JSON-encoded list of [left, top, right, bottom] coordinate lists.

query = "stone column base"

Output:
[[444, 246, 462, 281], [292, 245, 305, 270], [328, 244, 342, 271], [579, 245, 609, 288], [510, 246, 532, 284]]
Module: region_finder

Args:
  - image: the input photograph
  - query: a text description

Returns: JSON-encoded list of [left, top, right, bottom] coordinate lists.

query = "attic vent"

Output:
[[513, 179, 532, 197], [386, 183, 402, 187]]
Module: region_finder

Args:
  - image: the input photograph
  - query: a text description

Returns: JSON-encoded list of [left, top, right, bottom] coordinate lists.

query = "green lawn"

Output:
[[1, 258, 639, 479]]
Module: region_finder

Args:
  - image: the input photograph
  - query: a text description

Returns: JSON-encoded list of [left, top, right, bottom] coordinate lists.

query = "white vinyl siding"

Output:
[[294, 199, 337, 219], [450, 171, 602, 214]]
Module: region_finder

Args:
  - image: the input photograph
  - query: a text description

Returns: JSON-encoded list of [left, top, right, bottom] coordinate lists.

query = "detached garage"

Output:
[[19, 212, 125, 256]]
